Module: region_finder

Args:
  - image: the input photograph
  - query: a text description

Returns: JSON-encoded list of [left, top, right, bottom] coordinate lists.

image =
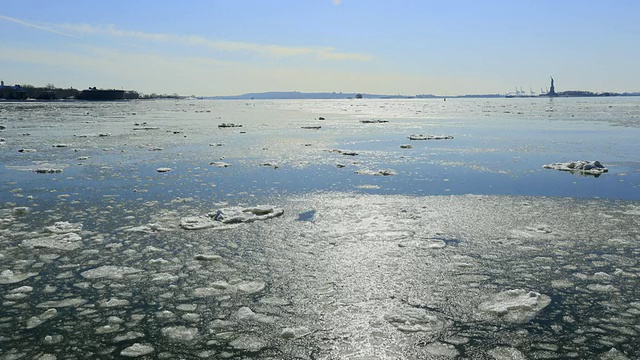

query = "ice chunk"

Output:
[[80, 265, 143, 279], [236, 281, 266, 294], [408, 134, 454, 140], [95, 323, 121, 334], [600, 348, 631, 360], [10, 286, 33, 293], [194, 254, 222, 261], [209, 206, 284, 224], [229, 335, 267, 352], [181, 205, 283, 230], [487, 346, 527, 360], [210, 161, 231, 167], [478, 289, 551, 323], [543, 160, 608, 175], [151, 273, 178, 283], [179, 216, 219, 230], [354, 169, 397, 176], [384, 307, 448, 333], [26, 309, 58, 329], [113, 332, 145, 343], [21, 233, 82, 251], [44, 221, 83, 234], [0, 269, 38, 284], [587, 284, 618, 292], [36, 298, 87, 308], [425, 342, 459, 357], [280, 326, 310, 339], [176, 304, 197, 312], [156, 167, 172, 173], [100, 298, 130, 307], [121, 343, 154, 357], [161, 326, 198, 342]]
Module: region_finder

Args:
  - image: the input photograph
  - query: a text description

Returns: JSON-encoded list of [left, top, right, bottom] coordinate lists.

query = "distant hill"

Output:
[[206, 91, 427, 100], [204, 91, 507, 100]]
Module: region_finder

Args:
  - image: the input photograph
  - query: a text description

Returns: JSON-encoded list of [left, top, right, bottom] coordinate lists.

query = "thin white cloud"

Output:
[[333, 0, 342, 5], [0, 14, 80, 38], [55, 23, 372, 61], [1, 14, 371, 61]]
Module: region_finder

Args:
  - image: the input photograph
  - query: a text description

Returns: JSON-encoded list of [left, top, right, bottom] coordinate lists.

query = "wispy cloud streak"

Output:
[[55, 23, 372, 61], [0, 14, 80, 38]]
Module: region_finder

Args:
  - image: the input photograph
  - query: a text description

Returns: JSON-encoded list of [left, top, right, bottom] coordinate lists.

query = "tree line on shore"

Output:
[[5, 83, 184, 100]]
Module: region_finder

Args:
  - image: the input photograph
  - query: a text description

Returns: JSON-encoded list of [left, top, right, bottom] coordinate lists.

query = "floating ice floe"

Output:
[[235, 306, 276, 323], [180, 205, 284, 230], [543, 160, 608, 175], [192, 280, 266, 298], [355, 169, 397, 176], [161, 326, 198, 342], [80, 265, 143, 280], [45, 221, 83, 234], [280, 326, 311, 339], [384, 307, 449, 333], [218, 123, 242, 128], [228, 335, 267, 352], [21, 232, 82, 251], [120, 343, 154, 357], [408, 134, 454, 140], [0, 269, 39, 284], [156, 167, 172, 173], [209, 161, 231, 167], [74, 133, 111, 138], [36, 298, 87, 308], [34, 168, 63, 173], [487, 346, 527, 360], [301, 126, 321, 129], [360, 119, 389, 123], [329, 149, 358, 156], [26, 309, 58, 329], [425, 342, 460, 358], [8, 163, 69, 173], [478, 289, 551, 323], [124, 223, 172, 233], [260, 162, 279, 168]]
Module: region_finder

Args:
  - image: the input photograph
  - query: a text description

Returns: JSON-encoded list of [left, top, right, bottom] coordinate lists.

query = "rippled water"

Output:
[[0, 98, 639, 359]]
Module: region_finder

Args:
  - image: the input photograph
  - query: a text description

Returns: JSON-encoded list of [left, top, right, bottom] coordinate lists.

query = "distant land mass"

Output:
[[205, 91, 639, 100]]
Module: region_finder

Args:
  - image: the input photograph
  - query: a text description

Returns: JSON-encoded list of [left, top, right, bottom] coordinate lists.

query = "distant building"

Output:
[[0, 80, 27, 100], [77, 87, 126, 101]]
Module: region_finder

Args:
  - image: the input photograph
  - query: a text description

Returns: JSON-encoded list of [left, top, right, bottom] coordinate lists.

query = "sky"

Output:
[[1, 1, 639, 96]]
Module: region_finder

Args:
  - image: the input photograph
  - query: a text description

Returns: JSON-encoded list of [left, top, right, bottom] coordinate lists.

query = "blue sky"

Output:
[[1, 1, 638, 96]]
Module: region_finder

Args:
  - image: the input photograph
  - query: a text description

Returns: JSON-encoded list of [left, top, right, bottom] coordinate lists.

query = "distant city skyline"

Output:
[[1, 1, 639, 96]]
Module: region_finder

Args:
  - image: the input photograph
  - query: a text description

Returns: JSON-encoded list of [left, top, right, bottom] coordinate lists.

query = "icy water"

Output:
[[0, 98, 639, 359]]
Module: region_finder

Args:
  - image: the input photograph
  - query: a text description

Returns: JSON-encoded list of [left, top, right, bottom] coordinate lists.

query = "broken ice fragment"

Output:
[[478, 289, 551, 323]]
